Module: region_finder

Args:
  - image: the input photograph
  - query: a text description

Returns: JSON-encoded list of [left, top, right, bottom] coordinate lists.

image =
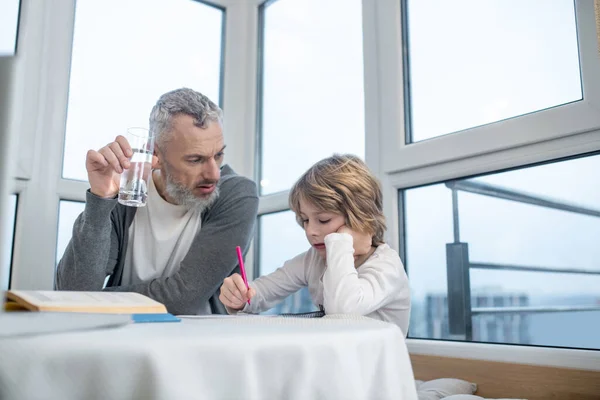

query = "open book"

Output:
[[5, 290, 168, 314]]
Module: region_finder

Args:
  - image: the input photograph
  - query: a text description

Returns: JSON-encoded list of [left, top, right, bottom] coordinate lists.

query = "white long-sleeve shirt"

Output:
[[242, 232, 411, 335]]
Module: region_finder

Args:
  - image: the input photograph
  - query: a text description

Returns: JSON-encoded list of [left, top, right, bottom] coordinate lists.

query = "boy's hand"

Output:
[[336, 225, 373, 256], [219, 273, 256, 310]]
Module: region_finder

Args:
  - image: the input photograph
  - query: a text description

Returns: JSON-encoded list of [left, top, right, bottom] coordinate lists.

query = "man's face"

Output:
[[156, 114, 225, 209]]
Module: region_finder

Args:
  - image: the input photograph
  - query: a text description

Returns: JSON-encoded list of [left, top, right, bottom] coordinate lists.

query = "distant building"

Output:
[[424, 290, 531, 344]]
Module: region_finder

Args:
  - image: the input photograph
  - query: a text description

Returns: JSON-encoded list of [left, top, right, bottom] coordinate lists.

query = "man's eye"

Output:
[[215, 152, 224, 160], [188, 159, 202, 164]]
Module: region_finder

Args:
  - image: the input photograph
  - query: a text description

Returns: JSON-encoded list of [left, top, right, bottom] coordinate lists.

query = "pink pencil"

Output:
[[236, 246, 250, 305]]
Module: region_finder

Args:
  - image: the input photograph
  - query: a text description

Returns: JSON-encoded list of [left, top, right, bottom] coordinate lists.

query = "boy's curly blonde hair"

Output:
[[289, 154, 386, 246]]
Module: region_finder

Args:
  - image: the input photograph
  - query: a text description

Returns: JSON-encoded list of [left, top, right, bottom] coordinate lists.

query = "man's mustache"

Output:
[[196, 180, 218, 186]]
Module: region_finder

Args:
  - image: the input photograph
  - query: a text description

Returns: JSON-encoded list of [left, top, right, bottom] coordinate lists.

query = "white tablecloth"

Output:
[[0, 315, 418, 400]]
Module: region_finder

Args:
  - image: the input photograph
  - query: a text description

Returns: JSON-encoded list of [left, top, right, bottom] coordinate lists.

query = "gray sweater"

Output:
[[56, 165, 259, 315]]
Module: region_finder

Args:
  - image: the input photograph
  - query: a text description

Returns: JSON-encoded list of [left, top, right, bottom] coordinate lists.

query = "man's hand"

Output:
[[219, 273, 256, 311], [86, 135, 133, 198], [336, 225, 373, 256]]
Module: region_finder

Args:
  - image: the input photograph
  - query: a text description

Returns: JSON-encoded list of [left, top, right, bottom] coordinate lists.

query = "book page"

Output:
[[9, 291, 162, 307]]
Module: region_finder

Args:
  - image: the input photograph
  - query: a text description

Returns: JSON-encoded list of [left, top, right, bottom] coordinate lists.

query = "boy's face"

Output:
[[298, 197, 345, 258]]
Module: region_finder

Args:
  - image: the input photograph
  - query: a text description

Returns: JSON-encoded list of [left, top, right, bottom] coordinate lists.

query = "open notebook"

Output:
[[179, 310, 326, 319], [279, 310, 325, 318]]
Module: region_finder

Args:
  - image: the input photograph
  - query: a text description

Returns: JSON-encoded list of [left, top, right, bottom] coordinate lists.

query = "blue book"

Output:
[[131, 313, 181, 323]]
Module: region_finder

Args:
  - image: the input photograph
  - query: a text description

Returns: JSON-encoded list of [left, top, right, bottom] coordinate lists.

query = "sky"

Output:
[[0, 0, 20, 56], [61, 0, 223, 181], [4, 0, 598, 344], [259, 0, 365, 194], [407, 0, 581, 140]]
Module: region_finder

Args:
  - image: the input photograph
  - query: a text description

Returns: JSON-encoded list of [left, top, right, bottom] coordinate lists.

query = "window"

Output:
[[258, 0, 365, 195], [403, 153, 600, 349], [375, 0, 600, 175], [254, 0, 365, 312], [1, 195, 17, 290], [404, 0, 581, 142], [257, 210, 317, 314], [62, 0, 224, 181], [56, 201, 85, 266]]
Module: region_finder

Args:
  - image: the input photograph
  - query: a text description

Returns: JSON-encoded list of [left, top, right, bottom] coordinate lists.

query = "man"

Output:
[[56, 88, 259, 315]]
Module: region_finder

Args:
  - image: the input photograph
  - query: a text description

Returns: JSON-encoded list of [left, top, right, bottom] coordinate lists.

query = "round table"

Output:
[[0, 315, 418, 400]]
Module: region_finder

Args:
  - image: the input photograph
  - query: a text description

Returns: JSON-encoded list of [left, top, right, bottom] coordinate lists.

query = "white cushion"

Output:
[[416, 378, 477, 400]]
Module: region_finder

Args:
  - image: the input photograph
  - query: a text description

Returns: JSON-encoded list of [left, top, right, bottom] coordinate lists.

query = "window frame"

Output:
[[400, 0, 594, 147], [367, 0, 600, 366], [361, 0, 600, 264], [3, 0, 598, 369], [371, 0, 600, 176], [253, 0, 600, 368]]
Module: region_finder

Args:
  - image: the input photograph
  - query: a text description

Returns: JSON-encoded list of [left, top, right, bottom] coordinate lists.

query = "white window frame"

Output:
[[364, 0, 600, 292], [363, 0, 600, 368], [370, 0, 600, 176]]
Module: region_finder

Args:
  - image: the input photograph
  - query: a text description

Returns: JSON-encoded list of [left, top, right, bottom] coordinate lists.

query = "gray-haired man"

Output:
[[56, 88, 259, 315]]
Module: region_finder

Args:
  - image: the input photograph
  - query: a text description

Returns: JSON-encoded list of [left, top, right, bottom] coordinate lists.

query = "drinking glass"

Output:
[[118, 127, 154, 207]]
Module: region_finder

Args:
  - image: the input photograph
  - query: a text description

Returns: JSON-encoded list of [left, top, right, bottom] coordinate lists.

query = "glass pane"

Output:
[[404, 153, 600, 349], [258, 210, 317, 314], [63, 0, 223, 181], [259, 0, 365, 195], [56, 201, 85, 266], [0, 0, 20, 56], [406, 0, 582, 142], [1, 194, 17, 290]]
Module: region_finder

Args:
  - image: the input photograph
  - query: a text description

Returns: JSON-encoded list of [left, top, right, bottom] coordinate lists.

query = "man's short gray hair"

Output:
[[149, 88, 223, 148]]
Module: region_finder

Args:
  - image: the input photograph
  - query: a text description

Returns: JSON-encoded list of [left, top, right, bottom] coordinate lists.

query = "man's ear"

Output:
[[152, 148, 161, 170]]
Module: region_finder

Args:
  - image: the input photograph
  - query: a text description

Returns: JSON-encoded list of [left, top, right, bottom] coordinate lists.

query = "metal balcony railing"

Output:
[[444, 179, 600, 340]]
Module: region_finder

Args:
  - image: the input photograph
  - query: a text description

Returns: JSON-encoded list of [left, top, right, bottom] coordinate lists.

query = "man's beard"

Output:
[[161, 164, 220, 212]]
